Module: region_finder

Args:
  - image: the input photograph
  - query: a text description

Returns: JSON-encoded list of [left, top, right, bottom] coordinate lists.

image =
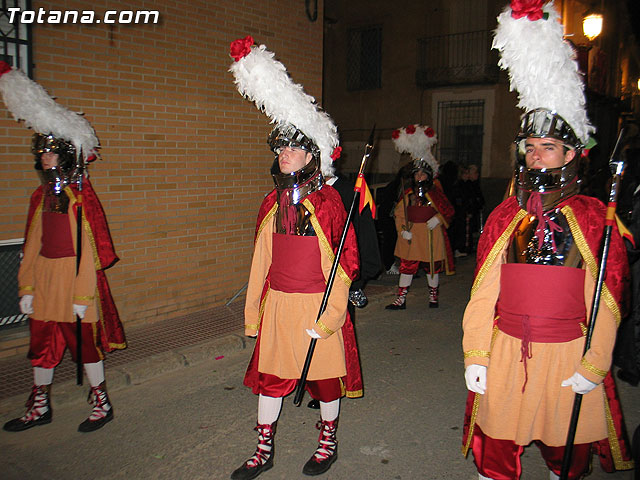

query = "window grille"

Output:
[[347, 25, 381, 91], [437, 100, 484, 170], [416, 31, 498, 88], [0, 241, 27, 330], [0, 0, 33, 77]]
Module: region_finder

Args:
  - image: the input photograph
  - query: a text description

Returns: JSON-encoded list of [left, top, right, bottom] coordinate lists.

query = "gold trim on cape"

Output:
[[561, 206, 621, 326], [471, 209, 528, 297], [302, 198, 352, 288]]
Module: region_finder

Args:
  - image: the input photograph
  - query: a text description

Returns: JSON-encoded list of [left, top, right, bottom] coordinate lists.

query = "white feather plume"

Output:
[[492, 1, 594, 144], [230, 43, 339, 176], [0, 66, 99, 161], [392, 124, 439, 173]]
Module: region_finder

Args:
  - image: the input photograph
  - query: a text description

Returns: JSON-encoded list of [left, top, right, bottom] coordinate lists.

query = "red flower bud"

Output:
[[230, 35, 254, 62], [424, 127, 435, 137], [406, 124, 416, 134], [510, 0, 545, 21], [330, 146, 342, 161], [391, 129, 400, 139], [0, 61, 11, 76]]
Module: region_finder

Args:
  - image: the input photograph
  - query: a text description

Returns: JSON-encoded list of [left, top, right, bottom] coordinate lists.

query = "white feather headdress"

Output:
[[0, 62, 99, 162], [492, 1, 594, 145], [229, 36, 339, 176], [392, 124, 439, 173]]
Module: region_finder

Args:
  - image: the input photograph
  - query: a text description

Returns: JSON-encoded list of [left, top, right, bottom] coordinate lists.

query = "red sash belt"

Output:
[[269, 233, 326, 293], [407, 204, 436, 223], [40, 211, 75, 258], [497, 263, 586, 390]]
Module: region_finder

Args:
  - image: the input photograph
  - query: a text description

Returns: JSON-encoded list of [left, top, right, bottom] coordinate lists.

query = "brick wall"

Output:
[[0, 0, 325, 327]]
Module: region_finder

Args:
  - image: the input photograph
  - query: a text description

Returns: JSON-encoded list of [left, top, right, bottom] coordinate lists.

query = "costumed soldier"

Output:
[[386, 124, 455, 310], [228, 36, 362, 479], [461, 2, 634, 479], [0, 61, 126, 433], [325, 170, 382, 310]]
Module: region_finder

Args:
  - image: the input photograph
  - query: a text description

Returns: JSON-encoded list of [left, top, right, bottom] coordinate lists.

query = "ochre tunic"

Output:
[[244, 187, 362, 394], [18, 182, 126, 352], [462, 195, 633, 471], [19, 192, 99, 325], [393, 181, 455, 274]]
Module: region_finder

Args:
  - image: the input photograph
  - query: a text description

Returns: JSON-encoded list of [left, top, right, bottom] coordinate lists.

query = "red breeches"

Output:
[[472, 426, 591, 480], [250, 372, 343, 403], [398, 259, 443, 275], [28, 318, 103, 367]]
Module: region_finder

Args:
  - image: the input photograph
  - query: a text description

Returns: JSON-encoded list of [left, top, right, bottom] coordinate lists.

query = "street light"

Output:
[[582, 11, 603, 41]]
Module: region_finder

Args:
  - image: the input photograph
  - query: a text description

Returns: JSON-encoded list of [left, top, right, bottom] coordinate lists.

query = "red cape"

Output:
[[248, 185, 363, 397], [462, 195, 633, 471], [26, 181, 126, 352]]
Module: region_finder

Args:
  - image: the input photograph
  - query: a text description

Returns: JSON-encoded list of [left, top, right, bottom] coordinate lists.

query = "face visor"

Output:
[[513, 110, 583, 210]]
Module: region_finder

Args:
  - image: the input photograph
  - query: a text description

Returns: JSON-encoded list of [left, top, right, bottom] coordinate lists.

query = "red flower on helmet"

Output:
[[391, 129, 400, 139], [510, 0, 545, 21], [230, 35, 254, 62], [405, 124, 416, 134], [0, 61, 11, 76], [424, 127, 435, 137], [330, 146, 342, 161]]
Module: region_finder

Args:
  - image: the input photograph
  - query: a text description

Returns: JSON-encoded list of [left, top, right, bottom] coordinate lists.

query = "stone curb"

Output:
[[0, 333, 247, 417]]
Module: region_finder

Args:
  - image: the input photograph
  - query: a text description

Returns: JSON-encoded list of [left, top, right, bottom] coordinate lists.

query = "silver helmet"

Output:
[[32, 133, 81, 213], [412, 159, 434, 197], [269, 124, 323, 191], [514, 109, 582, 210]]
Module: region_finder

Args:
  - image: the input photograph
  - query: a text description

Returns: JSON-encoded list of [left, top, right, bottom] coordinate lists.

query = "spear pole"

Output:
[[400, 175, 412, 244], [560, 128, 627, 479], [293, 125, 376, 406], [75, 167, 84, 385]]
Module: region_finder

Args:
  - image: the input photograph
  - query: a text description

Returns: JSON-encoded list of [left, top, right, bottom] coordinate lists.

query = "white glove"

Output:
[[401, 230, 413, 241], [306, 328, 321, 339], [561, 372, 597, 394], [19, 295, 34, 314], [427, 216, 441, 230], [73, 304, 88, 319], [465, 364, 487, 394]]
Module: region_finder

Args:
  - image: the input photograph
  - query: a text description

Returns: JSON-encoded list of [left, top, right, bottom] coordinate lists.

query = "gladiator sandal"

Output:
[[429, 286, 439, 308], [302, 419, 338, 476], [231, 423, 276, 480], [385, 286, 408, 310], [3, 384, 52, 432], [78, 381, 113, 432]]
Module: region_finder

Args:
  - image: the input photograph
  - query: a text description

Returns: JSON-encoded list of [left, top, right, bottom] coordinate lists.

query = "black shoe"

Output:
[[231, 455, 273, 480], [78, 407, 113, 432], [429, 302, 439, 308], [385, 302, 406, 310], [3, 408, 52, 432], [302, 451, 338, 476], [307, 399, 320, 409]]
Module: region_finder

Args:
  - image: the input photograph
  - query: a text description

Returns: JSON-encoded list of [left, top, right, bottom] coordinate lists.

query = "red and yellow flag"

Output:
[[354, 173, 376, 219]]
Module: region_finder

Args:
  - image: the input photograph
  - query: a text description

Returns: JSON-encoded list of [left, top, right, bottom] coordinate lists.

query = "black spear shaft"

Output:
[[76, 172, 84, 385], [560, 128, 626, 479], [293, 125, 375, 406]]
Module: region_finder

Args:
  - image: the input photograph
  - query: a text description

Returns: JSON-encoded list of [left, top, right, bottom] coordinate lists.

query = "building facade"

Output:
[[323, 0, 640, 206], [0, 0, 325, 354]]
